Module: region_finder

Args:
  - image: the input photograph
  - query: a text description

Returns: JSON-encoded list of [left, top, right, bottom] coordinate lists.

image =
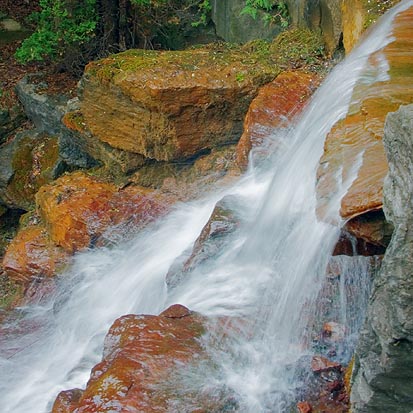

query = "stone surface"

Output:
[[297, 401, 313, 413], [351, 105, 413, 412], [51, 305, 208, 413], [311, 355, 342, 373], [236, 71, 320, 169], [342, 0, 401, 53], [211, 0, 281, 43], [166, 195, 241, 289], [15, 75, 70, 135], [317, 5, 413, 221], [2, 224, 69, 285], [79, 45, 281, 162], [0, 105, 26, 144], [0, 130, 65, 210], [35, 172, 171, 253]]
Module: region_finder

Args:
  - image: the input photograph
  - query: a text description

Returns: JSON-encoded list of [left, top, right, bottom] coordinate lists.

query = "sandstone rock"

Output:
[[317, 5, 413, 222], [342, 0, 401, 53], [36, 172, 171, 253], [79, 45, 280, 162], [51, 305, 207, 413], [0, 130, 65, 210], [2, 224, 69, 285], [351, 104, 413, 412], [236, 71, 320, 169]]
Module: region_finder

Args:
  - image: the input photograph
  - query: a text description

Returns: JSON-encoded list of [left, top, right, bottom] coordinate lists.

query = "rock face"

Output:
[[51, 305, 207, 413], [236, 71, 320, 169], [351, 104, 413, 412], [79, 46, 279, 162], [342, 0, 401, 53], [0, 130, 65, 210], [317, 5, 413, 224], [211, 0, 281, 43], [2, 224, 69, 285], [36, 172, 171, 253]]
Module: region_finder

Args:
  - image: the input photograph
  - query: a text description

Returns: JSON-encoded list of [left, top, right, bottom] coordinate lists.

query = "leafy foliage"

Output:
[[15, 0, 97, 64], [241, 0, 289, 28]]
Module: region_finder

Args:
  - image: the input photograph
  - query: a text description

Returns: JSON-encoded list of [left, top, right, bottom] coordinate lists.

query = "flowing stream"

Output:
[[0, 2, 411, 412]]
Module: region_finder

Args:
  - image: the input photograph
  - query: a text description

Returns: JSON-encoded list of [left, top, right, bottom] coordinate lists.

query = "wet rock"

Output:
[[317, 5, 413, 222], [0, 130, 65, 210], [236, 71, 320, 170], [311, 355, 342, 373], [79, 45, 280, 162], [342, 0, 401, 53], [297, 400, 312, 413], [2, 224, 69, 285], [36, 172, 171, 253], [52, 305, 207, 413], [351, 104, 413, 412], [166, 195, 241, 289], [322, 322, 346, 343]]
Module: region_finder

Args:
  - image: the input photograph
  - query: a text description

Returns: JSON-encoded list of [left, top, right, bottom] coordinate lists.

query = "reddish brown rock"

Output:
[[2, 224, 69, 285], [236, 71, 320, 170], [52, 305, 207, 413], [317, 6, 413, 222], [311, 356, 342, 373], [322, 322, 346, 342], [297, 401, 313, 413], [80, 46, 280, 163], [36, 172, 172, 253]]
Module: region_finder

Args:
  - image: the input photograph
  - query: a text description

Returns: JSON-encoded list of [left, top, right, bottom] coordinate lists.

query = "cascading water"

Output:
[[0, 2, 411, 412]]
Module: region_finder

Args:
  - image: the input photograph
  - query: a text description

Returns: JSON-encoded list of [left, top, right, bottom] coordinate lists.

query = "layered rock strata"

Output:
[[351, 104, 413, 412]]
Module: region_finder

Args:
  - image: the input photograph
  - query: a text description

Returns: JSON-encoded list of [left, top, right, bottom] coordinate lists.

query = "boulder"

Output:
[[2, 224, 69, 285], [0, 105, 26, 145], [236, 70, 321, 169], [51, 305, 208, 413], [351, 104, 413, 412], [35, 172, 172, 253], [79, 45, 281, 162], [316, 5, 413, 223]]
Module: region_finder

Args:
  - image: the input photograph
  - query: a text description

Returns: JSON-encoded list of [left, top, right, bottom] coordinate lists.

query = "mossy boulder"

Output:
[[79, 37, 326, 165]]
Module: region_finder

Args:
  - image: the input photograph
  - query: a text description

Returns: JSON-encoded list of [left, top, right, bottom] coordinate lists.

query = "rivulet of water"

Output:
[[0, 2, 411, 412]]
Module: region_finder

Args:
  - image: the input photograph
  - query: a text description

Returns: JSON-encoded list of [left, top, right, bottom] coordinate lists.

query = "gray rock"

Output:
[[15, 75, 68, 135], [211, 0, 281, 43], [351, 104, 413, 413], [0, 105, 26, 145]]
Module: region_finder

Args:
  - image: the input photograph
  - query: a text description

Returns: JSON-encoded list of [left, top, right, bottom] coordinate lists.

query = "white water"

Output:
[[0, 3, 411, 411]]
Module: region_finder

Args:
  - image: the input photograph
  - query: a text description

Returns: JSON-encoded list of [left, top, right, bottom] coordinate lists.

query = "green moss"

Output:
[[0, 274, 23, 309]]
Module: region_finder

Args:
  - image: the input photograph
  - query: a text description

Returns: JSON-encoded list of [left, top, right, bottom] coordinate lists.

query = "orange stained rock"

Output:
[[51, 305, 207, 413], [236, 71, 321, 170], [36, 171, 172, 253], [317, 5, 413, 221], [2, 224, 69, 285]]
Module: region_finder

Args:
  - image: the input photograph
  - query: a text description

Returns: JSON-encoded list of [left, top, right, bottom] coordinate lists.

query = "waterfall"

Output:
[[0, 2, 411, 412]]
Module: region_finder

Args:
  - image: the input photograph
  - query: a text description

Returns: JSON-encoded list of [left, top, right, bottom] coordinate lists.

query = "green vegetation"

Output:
[[362, 0, 400, 29], [15, 0, 290, 71]]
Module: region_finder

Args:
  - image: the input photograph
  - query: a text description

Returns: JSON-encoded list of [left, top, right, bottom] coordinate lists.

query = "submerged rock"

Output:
[[351, 104, 413, 412]]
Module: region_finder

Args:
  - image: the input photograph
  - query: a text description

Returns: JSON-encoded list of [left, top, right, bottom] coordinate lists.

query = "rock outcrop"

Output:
[[350, 104, 413, 412], [51, 305, 209, 413], [236, 70, 320, 169], [317, 4, 413, 248], [79, 45, 280, 163]]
